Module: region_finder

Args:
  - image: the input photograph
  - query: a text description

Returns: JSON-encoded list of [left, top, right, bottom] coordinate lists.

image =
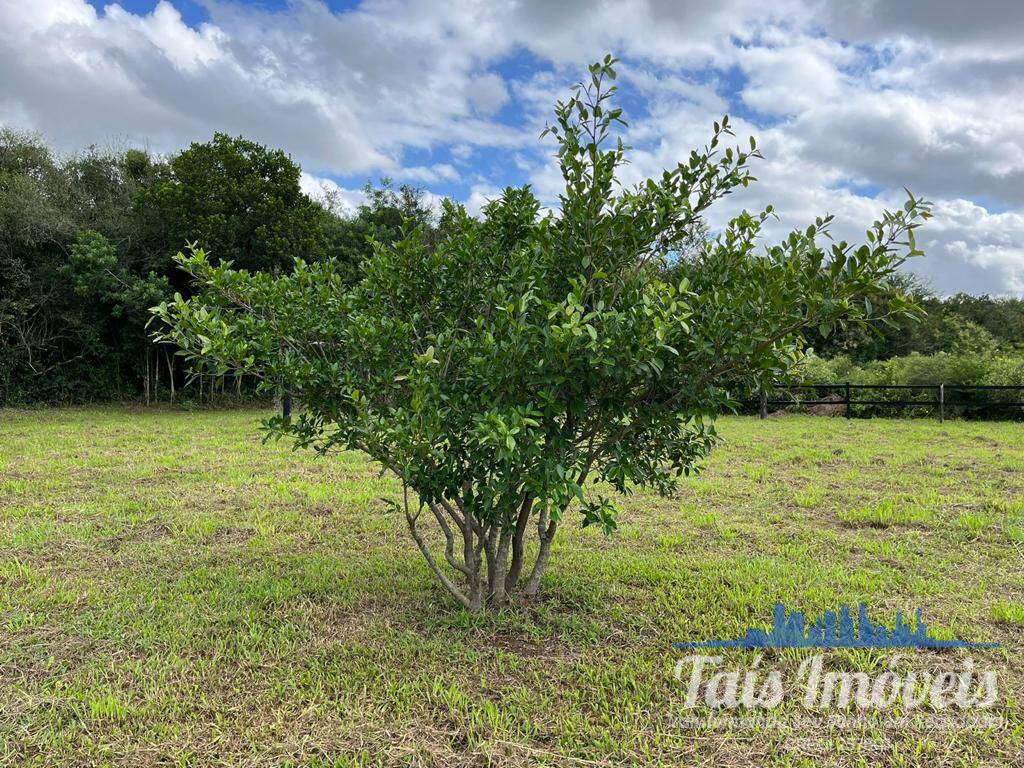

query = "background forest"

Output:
[[2, 129, 1023, 406], [0, 129, 435, 404]]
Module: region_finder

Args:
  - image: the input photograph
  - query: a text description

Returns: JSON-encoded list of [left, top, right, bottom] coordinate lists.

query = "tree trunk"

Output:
[[398, 483, 563, 612], [523, 513, 558, 597], [484, 526, 498, 596], [165, 349, 175, 404], [403, 490, 478, 612], [487, 525, 513, 605], [504, 496, 534, 592]]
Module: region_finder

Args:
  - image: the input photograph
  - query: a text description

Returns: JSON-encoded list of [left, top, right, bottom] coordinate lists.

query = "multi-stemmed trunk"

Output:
[[401, 486, 561, 613]]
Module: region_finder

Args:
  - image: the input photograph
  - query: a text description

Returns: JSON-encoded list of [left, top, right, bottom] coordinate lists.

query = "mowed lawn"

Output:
[[1, 408, 1022, 767]]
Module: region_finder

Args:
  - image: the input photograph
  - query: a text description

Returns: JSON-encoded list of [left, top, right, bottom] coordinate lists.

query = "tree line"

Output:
[[2, 126, 1022, 406], [0, 129, 436, 404], [806, 273, 1024, 361], [800, 274, 1024, 410]]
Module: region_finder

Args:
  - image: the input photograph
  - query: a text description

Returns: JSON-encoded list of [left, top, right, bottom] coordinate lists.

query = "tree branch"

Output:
[[403, 493, 472, 610], [428, 502, 471, 576]]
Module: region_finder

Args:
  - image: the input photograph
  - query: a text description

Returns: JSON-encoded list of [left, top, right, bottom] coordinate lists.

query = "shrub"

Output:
[[983, 356, 1024, 408], [154, 58, 930, 612]]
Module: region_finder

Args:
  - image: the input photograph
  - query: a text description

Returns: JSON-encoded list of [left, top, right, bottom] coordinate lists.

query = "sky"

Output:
[[2, 1, 1024, 296]]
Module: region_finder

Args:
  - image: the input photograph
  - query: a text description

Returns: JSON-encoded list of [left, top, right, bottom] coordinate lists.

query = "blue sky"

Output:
[[4, 0, 1024, 295]]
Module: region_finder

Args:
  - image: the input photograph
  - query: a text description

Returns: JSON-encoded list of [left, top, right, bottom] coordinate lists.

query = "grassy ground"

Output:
[[1, 407, 1022, 767]]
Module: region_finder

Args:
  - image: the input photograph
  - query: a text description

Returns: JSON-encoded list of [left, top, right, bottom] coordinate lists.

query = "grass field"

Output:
[[1, 408, 1022, 767]]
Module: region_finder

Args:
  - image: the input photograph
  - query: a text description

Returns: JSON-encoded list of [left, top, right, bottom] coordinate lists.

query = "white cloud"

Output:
[[0, 0, 388, 172], [465, 184, 503, 217], [397, 163, 461, 183], [736, 36, 853, 116], [1, 0, 1023, 294], [924, 200, 1024, 295], [106, 2, 224, 73], [299, 173, 366, 216], [465, 73, 510, 116], [816, 0, 1024, 51]]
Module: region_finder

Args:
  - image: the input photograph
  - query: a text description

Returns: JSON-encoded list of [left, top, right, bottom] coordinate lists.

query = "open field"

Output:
[[1, 408, 1022, 767]]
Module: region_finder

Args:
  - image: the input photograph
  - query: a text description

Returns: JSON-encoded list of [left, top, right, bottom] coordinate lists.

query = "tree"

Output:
[[942, 293, 1024, 351], [0, 130, 176, 402], [305, 177, 443, 281], [0, 132, 137, 400], [805, 272, 932, 360], [153, 58, 931, 612], [807, 275, 1021, 361], [358, 178, 438, 246], [0, 127, 372, 403], [141, 133, 332, 280], [63, 230, 171, 382]]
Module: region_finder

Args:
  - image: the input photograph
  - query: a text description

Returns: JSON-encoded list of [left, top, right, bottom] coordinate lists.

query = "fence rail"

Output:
[[755, 383, 1024, 421]]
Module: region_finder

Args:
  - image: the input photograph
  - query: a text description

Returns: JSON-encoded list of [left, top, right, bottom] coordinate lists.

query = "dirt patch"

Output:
[[487, 631, 577, 663], [202, 525, 256, 546], [304, 504, 334, 518], [807, 393, 848, 417], [106, 522, 173, 552]]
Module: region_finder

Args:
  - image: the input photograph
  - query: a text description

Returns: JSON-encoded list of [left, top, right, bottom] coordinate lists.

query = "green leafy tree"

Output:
[[0, 133, 135, 399], [154, 58, 931, 612], [0, 126, 414, 403], [0, 130, 176, 402], [64, 231, 169, 327], [359, 177, 437, 245], [141, 133, 331, 279], [808, 275, 1024, 361], [942, 293, 1024, 351], [306, 177, 443, 280]]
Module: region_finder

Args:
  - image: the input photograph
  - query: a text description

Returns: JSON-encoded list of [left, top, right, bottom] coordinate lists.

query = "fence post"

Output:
[[939, 383, 945, 423], [844, 382, 851, 419], [759, 387, 768, 420], [282, 392, 292, 422], [144, 348, 151, 406]]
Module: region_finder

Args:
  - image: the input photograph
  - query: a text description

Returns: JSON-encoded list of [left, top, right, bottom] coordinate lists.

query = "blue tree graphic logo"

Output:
[[674, 604, 999, 650]]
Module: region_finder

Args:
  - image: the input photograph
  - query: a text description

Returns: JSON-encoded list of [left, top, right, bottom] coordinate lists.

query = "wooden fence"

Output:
[[756, 383, 1024, 422]]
